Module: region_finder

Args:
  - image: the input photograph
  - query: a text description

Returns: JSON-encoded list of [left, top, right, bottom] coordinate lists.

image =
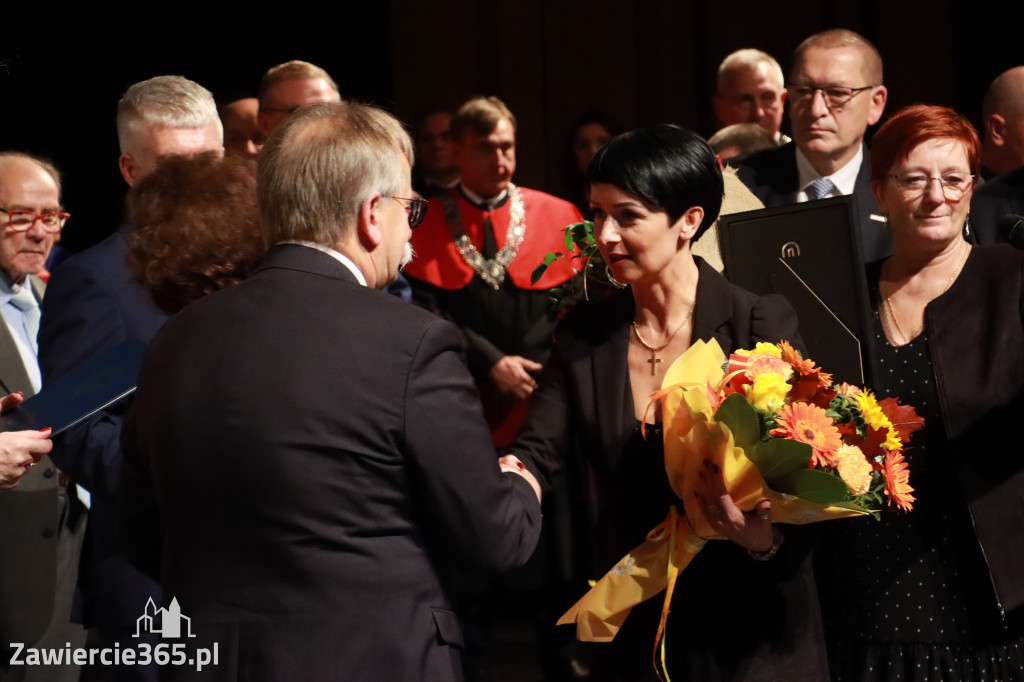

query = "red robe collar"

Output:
[[405, 187, 581, 291]]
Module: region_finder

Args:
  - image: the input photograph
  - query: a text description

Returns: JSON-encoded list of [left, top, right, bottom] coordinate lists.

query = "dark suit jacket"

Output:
[[0, 275, 64, 647], [38, 226, 166, 628], [510, 259, 828, 681], [120, 244, 542, 682], [971, 166, 1024, 245], [731, 142, 893, 262]]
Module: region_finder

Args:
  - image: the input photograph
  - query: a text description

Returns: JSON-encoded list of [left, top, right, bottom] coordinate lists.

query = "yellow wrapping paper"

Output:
[[558, 339, 866, 647]]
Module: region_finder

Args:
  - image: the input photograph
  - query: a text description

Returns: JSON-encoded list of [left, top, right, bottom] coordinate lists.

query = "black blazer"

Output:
[[120, 244, 542, 682], [903, 245, 1024, 616], [971, 166, 1024, 245], [511, 259, 828, 681], [731, 142, 893, 263]]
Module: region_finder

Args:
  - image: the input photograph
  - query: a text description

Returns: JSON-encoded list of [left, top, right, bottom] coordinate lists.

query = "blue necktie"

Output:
[[806, 177, 837, 201], [9, 284, 40, 355]]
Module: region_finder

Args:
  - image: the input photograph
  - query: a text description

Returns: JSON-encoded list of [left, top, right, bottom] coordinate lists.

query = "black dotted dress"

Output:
[[817, 309, 1024, 681]]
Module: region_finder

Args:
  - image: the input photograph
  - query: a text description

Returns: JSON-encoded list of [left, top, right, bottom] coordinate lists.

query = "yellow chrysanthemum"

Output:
[[733, 343, 782, 358], [834, 444, 873, 496], [745, 372, 792, 413], [882, 428, 903, 452], [855, 390, 894, 432]]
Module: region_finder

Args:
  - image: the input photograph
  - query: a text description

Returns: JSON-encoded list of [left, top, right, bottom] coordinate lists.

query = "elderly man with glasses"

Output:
[[0, 152, 87, 682], [731, 29, 892, 262]]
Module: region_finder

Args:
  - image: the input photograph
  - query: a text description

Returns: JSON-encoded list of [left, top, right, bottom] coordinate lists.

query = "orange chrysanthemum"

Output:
[[771, 402, 842, 468], [779, 340, 833, 389], [881, 450, 915, 512]]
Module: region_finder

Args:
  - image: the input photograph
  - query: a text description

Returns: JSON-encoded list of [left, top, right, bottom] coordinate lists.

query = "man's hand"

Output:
[[489, 355, 542, 400], [0, 429, 53, 490]]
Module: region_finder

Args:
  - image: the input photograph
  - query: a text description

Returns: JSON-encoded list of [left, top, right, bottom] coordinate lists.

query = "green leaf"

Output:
[[713, 393, 760, 448], [746, 438, 813, 485], [772, 469, 849, 504], [564, 225, 577, 250], [531, 252, 562, 285]]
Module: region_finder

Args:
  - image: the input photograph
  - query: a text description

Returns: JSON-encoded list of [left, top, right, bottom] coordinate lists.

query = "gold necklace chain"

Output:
[[632, 304, 695, 375], [882, 242, 970, 345]]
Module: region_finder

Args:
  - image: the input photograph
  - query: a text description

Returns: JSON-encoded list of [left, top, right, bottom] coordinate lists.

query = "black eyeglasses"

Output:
[[392, 196, 429, 228], [789, 84, 878, 110], [0, 207, 70, 233]]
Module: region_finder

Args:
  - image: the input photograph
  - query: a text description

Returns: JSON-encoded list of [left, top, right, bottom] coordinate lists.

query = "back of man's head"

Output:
[[449, 96, 516, 143], [117, 76, 221, 156], [717, 49, 784, 93], [258, 101, 412, 248], [258, 61, 339, 107], [792, 29, 884, 84], [116, 76, 223, 186], [981, 66, 1024, 176]]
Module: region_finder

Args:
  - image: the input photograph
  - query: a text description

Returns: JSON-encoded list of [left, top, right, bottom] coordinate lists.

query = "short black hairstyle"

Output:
[[586, 124, 724, 242]]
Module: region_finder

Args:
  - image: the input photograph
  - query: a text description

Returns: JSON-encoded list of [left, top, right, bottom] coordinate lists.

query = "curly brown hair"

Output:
[[127, 152, 265, 315]]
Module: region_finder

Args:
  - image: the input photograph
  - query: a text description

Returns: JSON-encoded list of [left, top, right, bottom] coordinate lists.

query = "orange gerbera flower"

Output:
[[881, 450, 915, 512], [771, 402, 842, 467], [779, 340, 833, 389]]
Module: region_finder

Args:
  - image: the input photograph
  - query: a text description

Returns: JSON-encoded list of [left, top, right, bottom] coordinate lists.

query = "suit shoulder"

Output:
[[729, 143, 792, 175], [48, 232, 126, 287]]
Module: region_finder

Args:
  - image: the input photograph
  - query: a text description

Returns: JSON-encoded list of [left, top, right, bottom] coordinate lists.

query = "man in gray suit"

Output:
[[0, 153, 85, 681]]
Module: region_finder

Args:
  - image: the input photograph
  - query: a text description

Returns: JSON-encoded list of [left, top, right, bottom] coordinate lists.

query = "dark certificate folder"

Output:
[[0, 339, 147, 435], [719, 196, 875, 386]]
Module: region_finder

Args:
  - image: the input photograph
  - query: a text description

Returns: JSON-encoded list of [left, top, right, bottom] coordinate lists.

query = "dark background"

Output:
[[2, 0, 1021, 251]]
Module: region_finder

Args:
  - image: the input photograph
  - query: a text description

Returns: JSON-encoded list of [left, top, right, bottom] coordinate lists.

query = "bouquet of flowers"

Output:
[[557, 338, 923, 675]]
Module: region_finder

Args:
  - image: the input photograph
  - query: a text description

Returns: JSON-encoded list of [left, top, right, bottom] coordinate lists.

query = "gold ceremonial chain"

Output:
[[632, 304, 695, 375], [441, 184, 526, 291]]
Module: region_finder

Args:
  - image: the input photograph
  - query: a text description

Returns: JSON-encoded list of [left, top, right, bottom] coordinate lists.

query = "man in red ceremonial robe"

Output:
[[405, 96, 581, 446]]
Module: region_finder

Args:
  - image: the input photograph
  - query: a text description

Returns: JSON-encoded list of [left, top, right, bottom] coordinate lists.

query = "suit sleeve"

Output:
[[38, 258, 129, 501], [118, 399, 161, 582], [403, 318, 542, 572], [499, 330, 573, 493], [751, 293, 806, 355]]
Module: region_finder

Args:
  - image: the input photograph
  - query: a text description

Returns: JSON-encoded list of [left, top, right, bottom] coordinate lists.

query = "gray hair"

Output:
[[117, 76, 222, 155], [257, 101, 413, 246], [717, 49, 785, 92], [0, 152, 63, 197]]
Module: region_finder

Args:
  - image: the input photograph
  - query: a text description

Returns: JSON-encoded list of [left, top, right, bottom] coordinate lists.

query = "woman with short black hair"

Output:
[[510, 125, 824, 681]]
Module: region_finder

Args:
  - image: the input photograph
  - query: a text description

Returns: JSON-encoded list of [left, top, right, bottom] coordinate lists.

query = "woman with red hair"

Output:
[[816, 105, 1024, 680]]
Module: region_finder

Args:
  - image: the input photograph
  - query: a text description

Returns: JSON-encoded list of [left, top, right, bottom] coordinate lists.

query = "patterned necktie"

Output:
[[805, 177, 837, 201], [9, 284, 40, 355]]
